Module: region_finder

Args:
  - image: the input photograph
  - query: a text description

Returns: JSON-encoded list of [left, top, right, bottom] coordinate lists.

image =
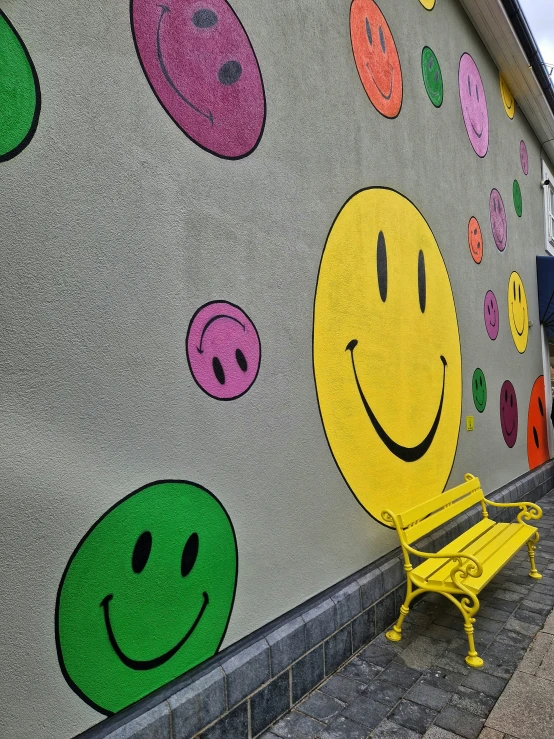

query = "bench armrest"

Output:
[[483, 499, 542, 524], [402, 542, 484, 579]]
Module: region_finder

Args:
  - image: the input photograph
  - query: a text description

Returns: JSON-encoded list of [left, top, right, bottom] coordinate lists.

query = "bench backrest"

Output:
[[383, 474, 485, 545]]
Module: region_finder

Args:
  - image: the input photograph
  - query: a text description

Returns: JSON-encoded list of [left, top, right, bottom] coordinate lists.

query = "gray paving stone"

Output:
[[449, 686, 496, 719], [488, 588, 523, 603], [422, 725, 463, 738], [425, 624, 460, 642], [521, 599, 552, 615], [435, 704, 484, 739], [460, 670, 506, 699], [358, 568, 385, 609], [199, 702, 248, 739], [341, 693, 390, 729], [380, 662, 422, 689], [395, 636, 448, 670], [319, 674, 368, 704], [418, 668, 464, 693], [482, 598, 516, 614], [371, 718, 423, 738], [478, 606, 511, 623], [250, 673, 290, 737], [221, 639, 271, 708], [503, 616, 541, 637], [318, 715, 368, 739], [376, 592, 399, 633], [332, 582, 362, 628], [270, 709, 326, 738], [325, 624, 353, 675], [448, 632, 495, 658], [352, 607, 376, 651], [364, 677, 407, 708], [291, 646, 325, 703], [406, 682, 451, 711], [339, 655, 381, 684], [169, 668, 226, 739], [512, 607, 546, 626], [390, 699, 437, 734], [266, 617, 306, 675], [103, 702, 171, 739], [432, 651, 471, 676], [359, 641, 400, 669], [298, 690, 346, 722], [302, 599, 337, 650]]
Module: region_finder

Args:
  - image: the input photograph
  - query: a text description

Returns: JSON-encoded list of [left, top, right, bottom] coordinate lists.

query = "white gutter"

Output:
[[459, 0, 554, 164]]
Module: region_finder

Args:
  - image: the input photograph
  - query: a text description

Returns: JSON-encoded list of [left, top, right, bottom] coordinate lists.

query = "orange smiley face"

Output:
[[468, 216, 483, 264], [350, 0, 403, 119], [527, 377, 550, 470]]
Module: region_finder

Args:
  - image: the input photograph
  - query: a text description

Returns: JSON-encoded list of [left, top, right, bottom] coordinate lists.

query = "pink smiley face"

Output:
[[520, 140, 529, 175], [131, 0, 266, 159], [186, 301, 261, 399], [458, 53, 489, 157], [489, 188, 507, 252], [500, 380, 518, 448], [484, 290, 499, 340]]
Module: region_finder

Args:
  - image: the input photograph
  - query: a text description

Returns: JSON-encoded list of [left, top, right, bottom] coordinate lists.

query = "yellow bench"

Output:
[[383, 473, 542, 668]]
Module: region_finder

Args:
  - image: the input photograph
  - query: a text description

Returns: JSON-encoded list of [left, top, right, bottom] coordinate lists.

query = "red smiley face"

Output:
[[527, 377, 550, 469], [468, 216, 483, 264], [350, 0, 403, 119]]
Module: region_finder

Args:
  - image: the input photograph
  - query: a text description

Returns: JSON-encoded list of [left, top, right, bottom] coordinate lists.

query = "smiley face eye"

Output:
[[181, 533, 199, 577], [418, 250, 426, 313], [236, 349, 248, 372], [468, 75, 471, 95], [379, 26, 386, 53], [505, 389, 508, 402], [192, 9, 218, 28], [518, 285, 521, 302], [377, 231, 387, 302], [365, 18, 373, 46], [533, 427, 539, 448], [132, 531, 152, 574], [513, 281, 516, 299], [539, 397, 544, 416], [476, 85, 479, 102], [429, 57, 434, 70], [510, 394, 513, 407], [480, 376, 483, 388], [212, 357, 225, 385], [218, 60, 242, 85]]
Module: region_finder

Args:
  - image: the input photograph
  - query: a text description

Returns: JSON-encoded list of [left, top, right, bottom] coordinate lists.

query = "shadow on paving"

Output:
[[259, 491, 554, 739]]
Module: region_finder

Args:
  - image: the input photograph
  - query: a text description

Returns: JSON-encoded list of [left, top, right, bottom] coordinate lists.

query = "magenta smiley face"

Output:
[[186, 301, 261, 400], [131, 0, 266, 159], [520, 140, 529, 175], [500, 380, 518, 448], [484, 290, 499, 340], [489, 188, 507, 252], [458, 53, 489, 157]]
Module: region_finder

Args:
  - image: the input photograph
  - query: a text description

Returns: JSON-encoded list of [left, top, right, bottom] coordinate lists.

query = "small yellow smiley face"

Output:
[[500, 75, 515, 119], [508, 271, 528, 352], [313, 189, 461, 525]]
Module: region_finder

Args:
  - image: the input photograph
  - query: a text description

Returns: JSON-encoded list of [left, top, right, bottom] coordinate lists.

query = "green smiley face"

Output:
[[472, 368, 487, 413], [0, 10, 40, 161], [421, 46, 443, 108], [513, 179, 522, 217], [55, 481, 238, 715]]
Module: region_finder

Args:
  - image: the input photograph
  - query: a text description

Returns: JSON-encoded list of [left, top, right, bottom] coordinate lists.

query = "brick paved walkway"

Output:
[[259, 490, 554, 739]]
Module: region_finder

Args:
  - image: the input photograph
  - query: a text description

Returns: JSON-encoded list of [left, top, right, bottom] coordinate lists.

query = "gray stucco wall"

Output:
[[1, 0, 553, 737]]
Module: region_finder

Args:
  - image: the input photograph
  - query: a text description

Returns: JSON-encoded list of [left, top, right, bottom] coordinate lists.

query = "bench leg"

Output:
[[385, 580, 418, 643], [527, 533, 542, 580], [463, 621, 484, 668]]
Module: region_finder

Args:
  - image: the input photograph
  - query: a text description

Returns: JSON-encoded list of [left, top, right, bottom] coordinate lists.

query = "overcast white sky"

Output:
[[519, 0, 554, 74]]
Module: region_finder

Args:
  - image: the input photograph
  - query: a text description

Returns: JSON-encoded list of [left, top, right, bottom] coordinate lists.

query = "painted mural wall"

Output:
[[1, 0, 553, 735]]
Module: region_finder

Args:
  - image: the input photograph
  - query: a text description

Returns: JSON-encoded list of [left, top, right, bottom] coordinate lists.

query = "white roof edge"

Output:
[[459, 0, 554, 165]]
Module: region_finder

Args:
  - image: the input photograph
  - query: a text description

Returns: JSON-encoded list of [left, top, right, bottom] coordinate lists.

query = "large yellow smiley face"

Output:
[[500, 75, 515, 119], [508, 271, 528, 352], [314, 189, 462, 525]]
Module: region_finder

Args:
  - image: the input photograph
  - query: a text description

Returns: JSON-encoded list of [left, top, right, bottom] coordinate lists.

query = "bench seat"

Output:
[[383, 474, 542, 668], [412, 518, 539, 594]]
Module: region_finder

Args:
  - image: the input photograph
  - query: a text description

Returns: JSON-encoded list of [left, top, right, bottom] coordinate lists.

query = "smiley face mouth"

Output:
[[466, 108, 483, 137], [501, 411, 516, 437], [492, 221, 506, 247], [157, 5, 214, 125], [511, 303, 526, 336], [366, 61, 394, 100], [100, 591, 209, 670], [346, 340, 447, 462], [196, 314, 246, 354]]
